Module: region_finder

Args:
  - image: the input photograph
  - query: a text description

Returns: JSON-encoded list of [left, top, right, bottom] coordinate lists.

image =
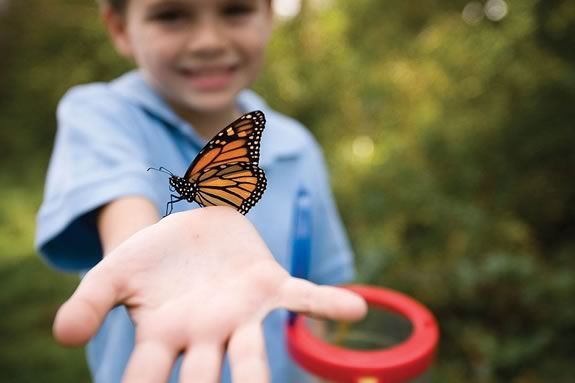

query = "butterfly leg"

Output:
[[165, 194, 184, 217]]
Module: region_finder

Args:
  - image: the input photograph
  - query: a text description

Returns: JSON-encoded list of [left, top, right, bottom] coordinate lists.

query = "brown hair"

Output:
[[97, 0, 272, 13], [96, 0, 127, 12]]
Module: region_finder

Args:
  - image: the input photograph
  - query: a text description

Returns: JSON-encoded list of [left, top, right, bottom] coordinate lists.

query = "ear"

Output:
[[101, 6, 133, 58]]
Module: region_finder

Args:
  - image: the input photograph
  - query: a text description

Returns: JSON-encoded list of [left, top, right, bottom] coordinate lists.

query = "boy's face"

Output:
[[106, 0, 272, 115]]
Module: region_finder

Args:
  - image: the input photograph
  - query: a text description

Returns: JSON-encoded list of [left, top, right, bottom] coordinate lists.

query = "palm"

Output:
[[53, 207, 366, 383]]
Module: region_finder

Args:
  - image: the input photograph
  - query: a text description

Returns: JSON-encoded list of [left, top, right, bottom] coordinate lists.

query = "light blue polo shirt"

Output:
[[36, 70, 354, 383]]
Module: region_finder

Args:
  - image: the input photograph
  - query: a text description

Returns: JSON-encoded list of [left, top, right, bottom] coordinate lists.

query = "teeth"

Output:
[[191, 66, 233, 75]]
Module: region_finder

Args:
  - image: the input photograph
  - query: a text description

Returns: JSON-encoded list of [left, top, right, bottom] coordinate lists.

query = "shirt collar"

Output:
[[110, 70, 304, 167]]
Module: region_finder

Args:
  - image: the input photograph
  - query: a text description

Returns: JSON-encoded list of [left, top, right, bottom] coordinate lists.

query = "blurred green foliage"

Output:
[[1, 0, 574, 382]]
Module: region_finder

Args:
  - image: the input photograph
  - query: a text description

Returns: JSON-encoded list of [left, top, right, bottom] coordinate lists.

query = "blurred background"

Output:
[[1, 0, 574, 382]]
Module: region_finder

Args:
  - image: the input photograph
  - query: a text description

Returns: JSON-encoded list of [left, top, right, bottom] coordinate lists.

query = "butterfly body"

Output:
[[169, 175, 197, 203], [154, 111, 268, 216]]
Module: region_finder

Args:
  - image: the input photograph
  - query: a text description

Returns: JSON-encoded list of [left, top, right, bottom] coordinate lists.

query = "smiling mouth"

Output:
[[179, 65, 239, 91], [186, 64, 238, 75]]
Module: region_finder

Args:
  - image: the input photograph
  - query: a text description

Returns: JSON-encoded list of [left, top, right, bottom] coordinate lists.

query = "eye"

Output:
[[148, 7, 191, 24], [222, 3, 256, 18]]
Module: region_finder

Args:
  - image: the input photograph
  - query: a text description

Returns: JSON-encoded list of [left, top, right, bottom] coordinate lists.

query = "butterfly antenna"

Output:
[[147, 166, 175, 176]]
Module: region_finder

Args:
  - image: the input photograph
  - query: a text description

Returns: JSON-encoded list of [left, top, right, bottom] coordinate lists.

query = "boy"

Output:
[[36, 0, 366, 382]]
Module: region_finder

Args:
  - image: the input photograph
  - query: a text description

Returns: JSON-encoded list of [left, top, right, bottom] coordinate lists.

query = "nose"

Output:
[[186, 17, 227, 57]]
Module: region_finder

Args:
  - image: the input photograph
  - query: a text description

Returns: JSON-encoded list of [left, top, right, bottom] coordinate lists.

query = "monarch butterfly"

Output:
[[149, 110, 267, 216]]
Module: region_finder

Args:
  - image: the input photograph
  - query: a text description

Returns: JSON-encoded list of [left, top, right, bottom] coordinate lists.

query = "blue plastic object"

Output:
[[288, 187, 313, 323]]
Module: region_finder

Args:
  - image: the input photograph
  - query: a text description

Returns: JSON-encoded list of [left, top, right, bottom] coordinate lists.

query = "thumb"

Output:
[[279, 278, 368, 321], [53, 262, 124, 346]]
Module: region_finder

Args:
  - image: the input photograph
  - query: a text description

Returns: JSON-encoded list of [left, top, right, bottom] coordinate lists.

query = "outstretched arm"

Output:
[[53, 198, 367, 383]]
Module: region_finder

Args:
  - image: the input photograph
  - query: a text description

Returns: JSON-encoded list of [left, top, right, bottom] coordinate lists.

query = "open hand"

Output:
[[53, 207, 367, 383]]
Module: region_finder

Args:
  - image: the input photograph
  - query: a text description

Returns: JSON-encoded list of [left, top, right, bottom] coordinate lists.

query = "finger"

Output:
[[122, 340, 178, 383], [53, 264, 124, 346], [279, 279, 367, 321], [228, 324, 269, 383], [179, 343, 222, 383]]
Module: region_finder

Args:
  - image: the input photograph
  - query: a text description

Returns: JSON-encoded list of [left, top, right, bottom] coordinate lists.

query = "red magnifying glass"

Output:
[[287, 284, 439, 383]]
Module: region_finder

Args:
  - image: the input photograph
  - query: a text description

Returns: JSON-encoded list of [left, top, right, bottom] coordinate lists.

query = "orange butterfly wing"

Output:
[[193, 162, 267, 215], [185, 111, 265, 183]]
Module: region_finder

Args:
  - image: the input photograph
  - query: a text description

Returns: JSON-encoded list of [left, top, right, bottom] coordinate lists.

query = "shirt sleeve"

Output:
[[305, 140, 356, 286], [35, 84, 162, 272]]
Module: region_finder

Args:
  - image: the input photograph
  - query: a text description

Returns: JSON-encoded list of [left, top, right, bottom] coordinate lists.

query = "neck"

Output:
[[173, 104, 242, 140]]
